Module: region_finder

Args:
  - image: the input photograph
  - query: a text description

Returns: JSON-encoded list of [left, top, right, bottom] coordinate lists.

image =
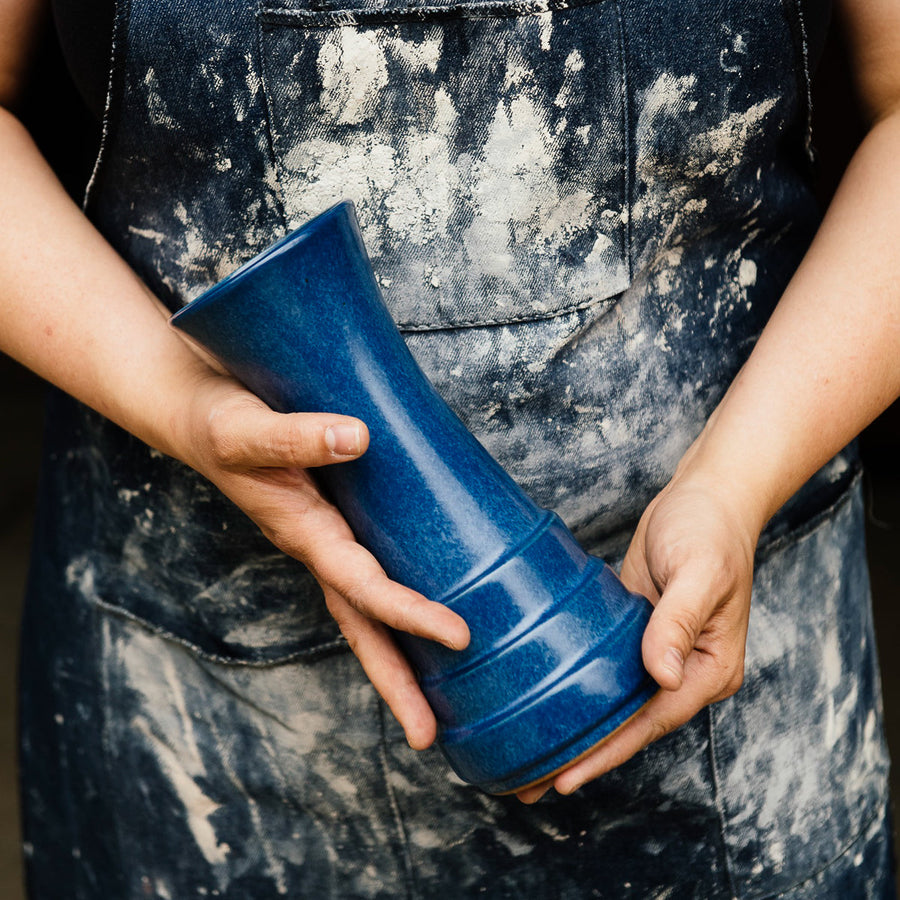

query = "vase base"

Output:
[[491, 688, 660, 796]]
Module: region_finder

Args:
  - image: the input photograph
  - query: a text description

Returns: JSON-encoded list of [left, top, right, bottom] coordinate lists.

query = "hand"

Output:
[[179, 369, 470, 749], [517, 461, 760, 802]]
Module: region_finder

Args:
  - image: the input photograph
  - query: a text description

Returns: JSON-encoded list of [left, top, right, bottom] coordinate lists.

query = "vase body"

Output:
[[170, 200, 656, 793]]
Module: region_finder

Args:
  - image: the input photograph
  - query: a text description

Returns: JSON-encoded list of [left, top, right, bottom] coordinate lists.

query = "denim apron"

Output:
[[20, 0, 894, 896]]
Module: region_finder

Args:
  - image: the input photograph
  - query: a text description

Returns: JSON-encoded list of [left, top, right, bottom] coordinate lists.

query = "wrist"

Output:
[[668, 420, 775, 544], [164, 364, 247, 477]]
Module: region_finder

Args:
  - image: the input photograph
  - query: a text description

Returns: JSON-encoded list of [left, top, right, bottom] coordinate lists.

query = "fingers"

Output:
[[516, 682, 705, 803], [551, 673, 706, 795], [313, 534, 471, 652], [323, 586, 439, 750], [516, 780, 554, 804], [535, 581, 748, 799], [640, 571, 705, 690], [185, 381, 468, 750], [618, 515, 658, 602], [511, 473, 759, 803], [641, 560, 745, 692], [621, 537, 715, 692], [232, 470, 471, 652], [518, 619, 746, 803], [196, 388, 469, 649], [518, 651, 717, 803], [204, 393, 370, 470]]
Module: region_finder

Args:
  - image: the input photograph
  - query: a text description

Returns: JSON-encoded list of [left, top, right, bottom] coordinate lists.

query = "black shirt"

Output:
[[51, 0, 115, 120]]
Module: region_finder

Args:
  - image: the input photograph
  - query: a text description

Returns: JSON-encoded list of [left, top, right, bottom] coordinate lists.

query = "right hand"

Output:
[[179, 369, 471, 749]]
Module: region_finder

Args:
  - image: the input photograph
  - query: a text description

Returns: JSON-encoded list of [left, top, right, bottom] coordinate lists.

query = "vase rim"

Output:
[[170, 199, 356, 325]]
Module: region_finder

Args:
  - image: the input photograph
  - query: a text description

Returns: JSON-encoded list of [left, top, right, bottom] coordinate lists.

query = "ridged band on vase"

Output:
[[170, 201, 657, 793]]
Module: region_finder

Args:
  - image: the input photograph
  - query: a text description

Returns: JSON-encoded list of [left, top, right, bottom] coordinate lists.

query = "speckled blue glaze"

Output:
[[170, 200, 657, 793]]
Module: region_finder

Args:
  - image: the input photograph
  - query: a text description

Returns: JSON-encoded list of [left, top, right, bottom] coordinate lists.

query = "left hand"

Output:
[[517, 460, 761, 802]]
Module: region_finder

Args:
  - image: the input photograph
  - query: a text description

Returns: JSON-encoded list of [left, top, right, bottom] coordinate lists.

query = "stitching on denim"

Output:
[[616, 0, 632, 286], [709, 700, 888, 900], [203, 712, 297, 894], [779, 0, 814, 165], [755, 468, 862, 563], [395, 291, 622, 332], [257, 0, 630, 332], [792, 0, 814, 162], [706, 705, 740, 898], [378, 702, 420, 900], [256, 2, 290, 232], [260, 0, 610, 28], [83, 0, 132, 212], [194, 662, 298, 732], [90, 595, 349, 667], [95, 610, 129, 896]]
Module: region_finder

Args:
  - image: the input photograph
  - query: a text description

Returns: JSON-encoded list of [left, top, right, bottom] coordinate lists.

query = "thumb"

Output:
[[641, 572, 710, 691], [205, 397, 370, 470]]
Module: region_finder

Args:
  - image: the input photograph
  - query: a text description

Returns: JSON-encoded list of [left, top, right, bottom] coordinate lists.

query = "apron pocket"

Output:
[[52, 396, 344, 666], [258, 0, 630, 330]]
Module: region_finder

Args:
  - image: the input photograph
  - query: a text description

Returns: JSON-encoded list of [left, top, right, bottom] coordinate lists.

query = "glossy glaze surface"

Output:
[[170, 201, 656, 792]]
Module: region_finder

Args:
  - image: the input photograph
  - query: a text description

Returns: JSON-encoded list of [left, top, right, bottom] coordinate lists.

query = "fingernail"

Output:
[[664, 647, 684, 684], [445, 624, 471, 652], [325, 424, 361, 457]]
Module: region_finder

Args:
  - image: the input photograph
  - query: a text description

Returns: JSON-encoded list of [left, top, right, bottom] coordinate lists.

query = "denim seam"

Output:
[[395, 292, 622, 332], [752, 805, 887, 900], [260, 0, 612, 27], [255, 3, 290, 233], [755, 468, 862, 564], [706, 704, 740, 899], [378, 702, 419, 900], [207, 712, 304, 896], [95, 612, 128, 897], [89, 595, 350, 667], [616, 0, 632, 285], [794, 0, 813, 157], [83, 0, 132, 213], [194, 662, 298, 732], [792, 0, 814, 162], [779, 0, 814, 164]]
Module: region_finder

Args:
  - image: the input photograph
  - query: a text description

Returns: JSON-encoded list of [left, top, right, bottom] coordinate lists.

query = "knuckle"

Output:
[[704, 652, 744, 703], [391, 592, 424, 633], [206, 408, 245, 468], [339, 622, 364, 656], [709, 563, 742, 601], [719, 665, 745, 700], [260, 522, 303, 560], [670, 609, 703, 650], [680, 550, 740, 600], [333, 563, 380, 605], [279, 415, 320, 466], [647, 717, 675, 745]]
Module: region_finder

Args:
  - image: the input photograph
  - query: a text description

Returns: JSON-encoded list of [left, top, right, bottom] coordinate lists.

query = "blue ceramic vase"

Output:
[[170, 201, 657, 794]]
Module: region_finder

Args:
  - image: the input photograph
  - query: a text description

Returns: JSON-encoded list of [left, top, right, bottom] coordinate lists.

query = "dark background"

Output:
[[0, 15, 898, 899]]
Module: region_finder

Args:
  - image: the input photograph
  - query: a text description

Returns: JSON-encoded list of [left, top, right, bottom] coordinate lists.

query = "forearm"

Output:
[[1, 107, 469, 742], [681, 108, 900, 534], [0, 106, 212, 463]]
